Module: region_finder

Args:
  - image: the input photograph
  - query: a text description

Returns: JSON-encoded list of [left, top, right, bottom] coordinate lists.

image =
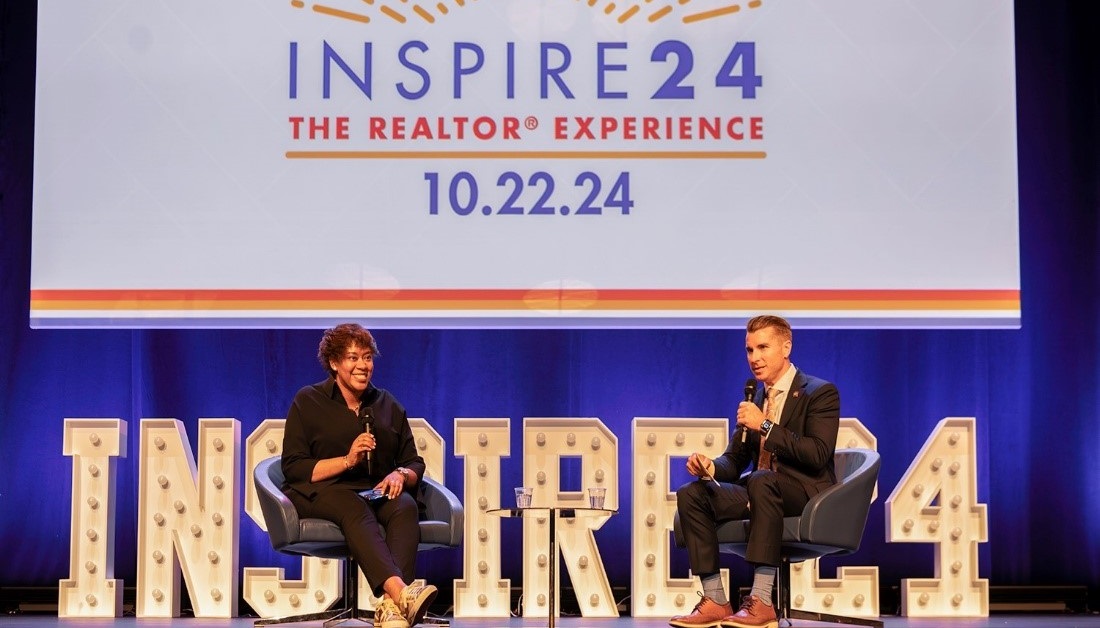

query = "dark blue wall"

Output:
[[1, 0, 1098, 600]]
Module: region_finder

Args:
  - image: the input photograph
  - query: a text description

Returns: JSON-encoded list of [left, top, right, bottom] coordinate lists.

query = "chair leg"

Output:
[[777, 559, 883, 628], [787, 609, 883, 627], [323, 557, 373, 628], [776, 558, 791, 622], [255, 558, 373, 627], [257, 609, 357, 627]]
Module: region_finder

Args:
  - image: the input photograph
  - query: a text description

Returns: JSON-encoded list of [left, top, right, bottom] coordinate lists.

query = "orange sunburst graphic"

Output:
[[290, 0, 762, 26]]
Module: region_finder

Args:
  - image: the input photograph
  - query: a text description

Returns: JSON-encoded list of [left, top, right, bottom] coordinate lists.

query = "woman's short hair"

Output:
[[317, 323, 380, 375]]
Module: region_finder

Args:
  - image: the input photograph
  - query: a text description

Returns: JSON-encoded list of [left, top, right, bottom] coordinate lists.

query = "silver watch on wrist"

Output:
[[760, 419, 774, 437]]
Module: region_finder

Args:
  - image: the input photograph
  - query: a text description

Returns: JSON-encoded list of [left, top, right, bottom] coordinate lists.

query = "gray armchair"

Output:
[[253, 456, 463, 627], [674, 448, 882, 627]]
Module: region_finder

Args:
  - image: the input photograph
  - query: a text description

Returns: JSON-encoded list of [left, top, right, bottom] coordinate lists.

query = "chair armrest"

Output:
[[798, 449, 880, 552], [255, 456, 300, 550], [420, 476, 464, 547]]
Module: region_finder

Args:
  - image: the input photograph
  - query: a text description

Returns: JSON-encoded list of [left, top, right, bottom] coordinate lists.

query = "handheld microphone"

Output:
[[359, 407, 374, 475], [740, 378, 757, 443]]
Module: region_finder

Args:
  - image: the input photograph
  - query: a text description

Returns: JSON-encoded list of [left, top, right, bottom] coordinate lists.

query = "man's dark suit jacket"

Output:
[[711, 369, 840, 497]]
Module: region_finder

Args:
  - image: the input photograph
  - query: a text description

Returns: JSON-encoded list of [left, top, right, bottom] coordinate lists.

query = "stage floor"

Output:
[[1, 616, 1099, 627]]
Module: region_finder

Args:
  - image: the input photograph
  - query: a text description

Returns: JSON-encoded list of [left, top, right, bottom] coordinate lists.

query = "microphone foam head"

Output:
[[743, 378, 757, 399]]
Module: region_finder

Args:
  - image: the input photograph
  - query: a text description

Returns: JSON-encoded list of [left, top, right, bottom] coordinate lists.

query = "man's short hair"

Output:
[[746, 315, 793, 342], [317, 323, 380, 375]]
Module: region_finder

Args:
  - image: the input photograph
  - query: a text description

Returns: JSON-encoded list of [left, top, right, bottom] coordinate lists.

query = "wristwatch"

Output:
[[396, 467, 411, 479], [760, 419, 774, 438]]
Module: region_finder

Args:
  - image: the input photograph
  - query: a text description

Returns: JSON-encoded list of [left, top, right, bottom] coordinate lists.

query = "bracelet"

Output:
[[343, 455, 351, 470]]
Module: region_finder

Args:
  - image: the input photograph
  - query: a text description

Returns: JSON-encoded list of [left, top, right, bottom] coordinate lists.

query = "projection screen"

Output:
[[31, 0, 1019, 328]]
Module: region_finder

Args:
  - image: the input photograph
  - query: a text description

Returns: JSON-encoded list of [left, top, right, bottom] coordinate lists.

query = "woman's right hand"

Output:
[[346, 431, 376, 467]]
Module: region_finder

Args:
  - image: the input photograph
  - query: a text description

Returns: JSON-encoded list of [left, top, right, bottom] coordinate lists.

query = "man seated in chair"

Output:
[[672, 315, 840, 628], [281, 323, 438, 628]]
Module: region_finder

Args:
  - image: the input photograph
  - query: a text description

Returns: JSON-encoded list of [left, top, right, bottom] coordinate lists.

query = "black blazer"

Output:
[[712, 369, 840, 498]]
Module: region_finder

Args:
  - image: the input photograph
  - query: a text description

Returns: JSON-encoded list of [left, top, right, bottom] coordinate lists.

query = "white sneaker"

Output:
[[375, 597, 411, 628], [398, 582, 438, 626]]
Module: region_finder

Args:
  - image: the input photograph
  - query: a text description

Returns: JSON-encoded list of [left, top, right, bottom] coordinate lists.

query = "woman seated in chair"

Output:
[[281, 322, 437, 628]]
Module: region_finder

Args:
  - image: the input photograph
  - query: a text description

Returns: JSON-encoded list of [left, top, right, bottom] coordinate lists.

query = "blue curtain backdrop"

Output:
[[1, 0, 1098, 601]]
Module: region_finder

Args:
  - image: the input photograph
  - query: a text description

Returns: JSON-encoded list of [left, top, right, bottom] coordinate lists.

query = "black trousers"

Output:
[[676, 470, 809, 574], [288, 484, 421, 595]]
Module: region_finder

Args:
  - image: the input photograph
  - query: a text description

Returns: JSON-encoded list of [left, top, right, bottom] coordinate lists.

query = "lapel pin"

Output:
[[792, 391, 800, 398]]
